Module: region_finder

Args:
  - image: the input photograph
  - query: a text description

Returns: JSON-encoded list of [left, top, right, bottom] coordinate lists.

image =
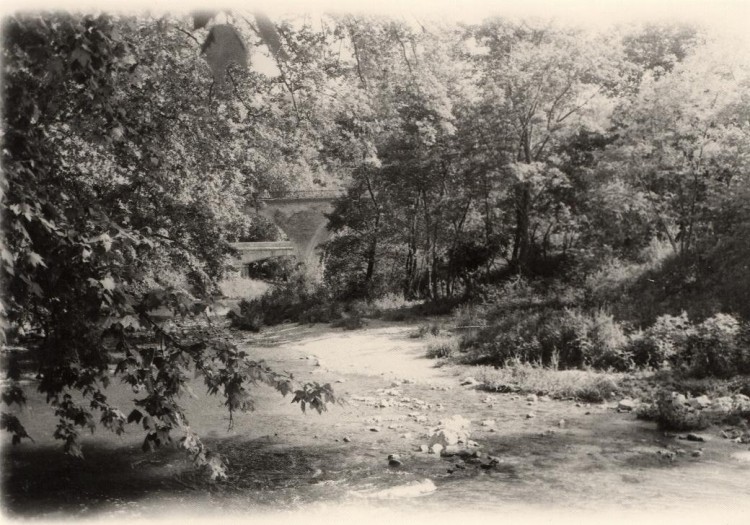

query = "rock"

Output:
[[558, 419, 566, 428], [689, 395, 711, 409], [343, 436, 351, 443], [467, 440, 480, 448], [419, 444, 429, 453], [335, 379, 345, 383], [481, 396, 493, 404], [657, 450, 676, 461], [429, 415, 471, 447], [430, 429, 460, 446], [461, 377, 479, 386], [401, 432, 413, 440], [525, 413, 535, 419], [441, 445, 461, 457], [430, 443, 444, 455], [732, 451, 750, 463], [526, 394, 538, 403], [391, 381, 401, 387], [481, 419, 496, 428], [369, 427, 381, 432], [713, 396, 734, 412], [388, 424, 399, 430], [734, 394, 750, 411], [618, 399, 638, 411], [670, 392, 688, 406], [388, 454, 402, 467], [692, 450, 703, 458], [539, 395, 551, 402], [685, 433, 708, 442]]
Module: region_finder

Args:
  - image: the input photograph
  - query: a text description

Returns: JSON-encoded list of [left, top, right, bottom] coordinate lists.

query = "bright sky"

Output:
[[5, 0, 750, 28], [3, 0, 749, 63]]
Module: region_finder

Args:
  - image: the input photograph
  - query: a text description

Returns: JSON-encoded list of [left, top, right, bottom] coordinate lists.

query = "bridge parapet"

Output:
[[259, 189, 345, 201], [231, 241, 296, 264]]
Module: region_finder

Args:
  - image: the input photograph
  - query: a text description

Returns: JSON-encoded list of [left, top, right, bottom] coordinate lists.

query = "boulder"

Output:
[[689, 395, 711, 409], [618, 399, 638, 411], [713, 396, 734, 412], [430, 443, 444, 455]]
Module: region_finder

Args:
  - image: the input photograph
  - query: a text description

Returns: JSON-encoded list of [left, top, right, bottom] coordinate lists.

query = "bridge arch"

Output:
[[231, 190, 343, 271]]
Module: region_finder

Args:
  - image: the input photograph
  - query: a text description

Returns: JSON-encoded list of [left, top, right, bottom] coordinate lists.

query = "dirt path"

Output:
[[3, 320, 750, 522]]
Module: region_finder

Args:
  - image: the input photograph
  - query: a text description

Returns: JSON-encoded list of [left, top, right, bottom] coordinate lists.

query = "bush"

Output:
[[679, 313, 745, 378], [462, 307, 631, 371], [630, 312, 693, 369], [411, 323, 442, 338], [474, 361, 621, 402], [452, 304, 488, 328], [639, 390, 709, 431], [230, 270, 342, 329], [331, 314, 367, 330], [425, 337, 459, 359]]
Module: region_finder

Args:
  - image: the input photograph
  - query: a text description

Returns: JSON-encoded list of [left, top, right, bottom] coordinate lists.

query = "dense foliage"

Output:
[[1, 12, 338, 477], [2, 9, 750, 474]]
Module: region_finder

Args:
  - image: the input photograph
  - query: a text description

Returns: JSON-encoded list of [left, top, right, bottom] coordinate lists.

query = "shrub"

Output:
[[474, 361, 621, 401], [425, 337, 459, 359], [331, 314, 367, 330], [411, 323, 442, 338], [452, 304, 488, 328], [640, 390, 709, 431], [230, 270, 342, 329], [680, 313, 743, 378], [463, 307, 631, 371]]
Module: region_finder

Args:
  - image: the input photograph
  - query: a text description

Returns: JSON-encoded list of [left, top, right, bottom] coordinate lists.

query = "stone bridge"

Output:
[[231, 190, 344, 270]]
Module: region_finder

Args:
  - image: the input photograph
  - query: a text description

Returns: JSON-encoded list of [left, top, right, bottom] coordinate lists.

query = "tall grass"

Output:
[[474, 360, 621, 402]]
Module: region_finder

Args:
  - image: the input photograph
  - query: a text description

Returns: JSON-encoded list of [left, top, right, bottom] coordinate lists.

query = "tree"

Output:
[[603, 38, 750, 256], [1, 12, 334, 478]]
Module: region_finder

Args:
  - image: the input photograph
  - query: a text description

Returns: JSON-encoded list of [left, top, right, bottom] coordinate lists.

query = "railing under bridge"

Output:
[[258, 189, 346, 201]]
